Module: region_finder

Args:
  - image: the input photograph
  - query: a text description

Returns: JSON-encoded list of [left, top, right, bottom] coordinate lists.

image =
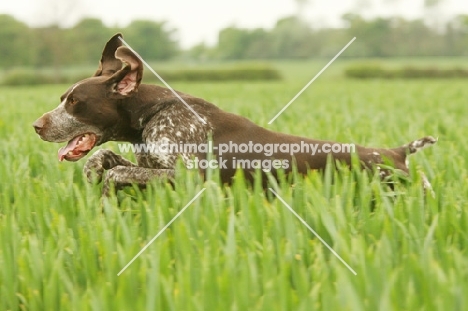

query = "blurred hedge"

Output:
[[0, 69, 91, 86], [0, 66, 281, 86], [145, 66, 281, 82], [345, 63, 468, 79]]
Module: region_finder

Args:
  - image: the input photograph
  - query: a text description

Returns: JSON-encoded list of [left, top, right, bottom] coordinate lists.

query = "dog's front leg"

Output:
[[84, 149, 136, 183], [102, 166, 175, 196]]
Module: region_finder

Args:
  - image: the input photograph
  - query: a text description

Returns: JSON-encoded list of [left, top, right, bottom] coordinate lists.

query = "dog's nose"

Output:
[[32, 118, 45, 134]]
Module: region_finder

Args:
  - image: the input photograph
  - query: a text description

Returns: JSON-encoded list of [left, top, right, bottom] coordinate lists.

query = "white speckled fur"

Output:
[[37, 83, 101, 142]]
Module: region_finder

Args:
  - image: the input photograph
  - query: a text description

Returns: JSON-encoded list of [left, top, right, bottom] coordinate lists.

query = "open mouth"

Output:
[[58, 133, 98, 162]]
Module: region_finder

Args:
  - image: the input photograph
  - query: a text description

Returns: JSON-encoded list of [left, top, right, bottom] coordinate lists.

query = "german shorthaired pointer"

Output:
[[33, 34, 437, 196]]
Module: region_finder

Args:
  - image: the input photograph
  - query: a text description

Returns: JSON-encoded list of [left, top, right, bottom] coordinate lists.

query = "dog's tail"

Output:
[[403, 136, 438, 155], [390, 136, 437, 159], [389, 136, 437, 194]]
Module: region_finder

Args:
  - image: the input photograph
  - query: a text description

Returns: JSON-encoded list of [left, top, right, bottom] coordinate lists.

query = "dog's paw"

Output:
[[83, 149, 111, 183], [84, 158, 105, 183], [83, 149, 136, 184]]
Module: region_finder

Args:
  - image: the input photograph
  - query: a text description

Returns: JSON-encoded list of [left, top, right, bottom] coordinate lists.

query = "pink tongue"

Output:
[[58, 136, 82, 161]]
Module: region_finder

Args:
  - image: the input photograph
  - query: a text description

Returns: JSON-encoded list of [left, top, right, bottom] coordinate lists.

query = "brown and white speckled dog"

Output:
[[33, 34, 437, 196]]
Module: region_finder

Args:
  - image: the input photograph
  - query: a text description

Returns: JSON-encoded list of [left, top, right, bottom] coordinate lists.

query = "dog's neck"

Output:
[[116, 85, 176, 128]]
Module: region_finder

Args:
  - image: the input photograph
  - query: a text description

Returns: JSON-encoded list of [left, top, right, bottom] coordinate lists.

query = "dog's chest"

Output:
[[138, 107, 212, 168]]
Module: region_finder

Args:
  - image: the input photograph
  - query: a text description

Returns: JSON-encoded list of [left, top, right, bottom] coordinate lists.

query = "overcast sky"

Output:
[[0, 0, 466, 48]]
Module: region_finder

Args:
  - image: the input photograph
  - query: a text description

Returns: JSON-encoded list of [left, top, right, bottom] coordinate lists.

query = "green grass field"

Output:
[[1, 60, 467, 310]]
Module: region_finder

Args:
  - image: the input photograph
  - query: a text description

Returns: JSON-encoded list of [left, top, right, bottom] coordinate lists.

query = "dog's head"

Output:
[[33, 34, 143, 161]]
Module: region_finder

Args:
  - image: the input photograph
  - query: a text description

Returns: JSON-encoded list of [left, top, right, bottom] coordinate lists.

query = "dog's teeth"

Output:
[[68, 151, 73, 155]]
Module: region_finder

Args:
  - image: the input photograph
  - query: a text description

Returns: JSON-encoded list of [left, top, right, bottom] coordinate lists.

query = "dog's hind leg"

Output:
[[420, 171, 435, 197]]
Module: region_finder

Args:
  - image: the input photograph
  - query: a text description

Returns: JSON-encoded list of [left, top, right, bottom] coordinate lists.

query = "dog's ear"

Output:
[[94, 33, 124, 77], [106, 46, 143, 96]]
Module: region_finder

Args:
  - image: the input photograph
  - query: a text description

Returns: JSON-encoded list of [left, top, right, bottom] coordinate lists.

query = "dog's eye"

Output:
[[69, 97, 78, 105]]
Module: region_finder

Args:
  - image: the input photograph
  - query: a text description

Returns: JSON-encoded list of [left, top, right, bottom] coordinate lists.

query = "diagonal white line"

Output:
[[268, 188, 357, 275], [118, 37, 207, 125], [117, 188, 206, 276], [268, 37, 356, 124]]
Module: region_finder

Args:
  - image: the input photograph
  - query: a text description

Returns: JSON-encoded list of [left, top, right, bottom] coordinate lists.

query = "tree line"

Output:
[[1, 13, 468, 68], [0, 15, 177, 69], [205, 14, 468, 60]]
